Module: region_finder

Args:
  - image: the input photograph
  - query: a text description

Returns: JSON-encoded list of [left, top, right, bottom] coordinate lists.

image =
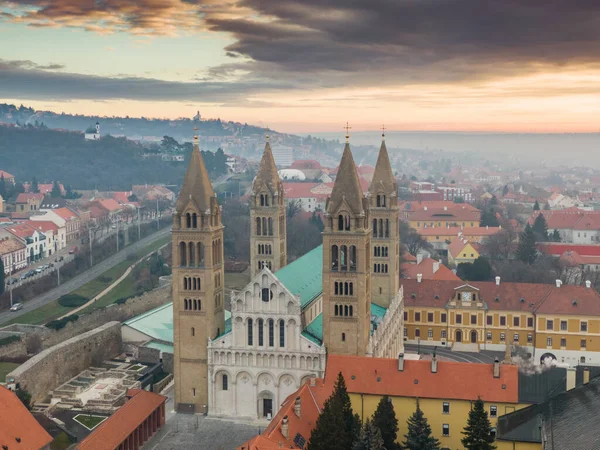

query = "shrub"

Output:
[[16, 389, 32, 410], [0, 335, 21, 347], [114, 296, 134, 305], [45, 314, 79, 330], [97, 276, 112, 283], [57, 294, 88, 308]]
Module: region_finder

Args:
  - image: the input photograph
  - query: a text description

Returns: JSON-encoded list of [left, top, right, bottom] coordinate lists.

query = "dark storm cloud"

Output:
[[0, 59, 291, 102]]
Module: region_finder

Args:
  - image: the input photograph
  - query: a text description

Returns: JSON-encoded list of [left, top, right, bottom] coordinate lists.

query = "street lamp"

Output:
[[417, 337, 420, 355]]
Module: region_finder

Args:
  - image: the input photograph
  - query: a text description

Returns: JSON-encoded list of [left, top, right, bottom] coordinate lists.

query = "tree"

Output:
[[551, 229, 561, 242], [16, 389, 32, 410], [532, 214, 549, 241], [0, 258, 4, 295], [0, 174, 5, 199], [400, 222, 433, 257], [353, 419, 385, 450], [402, 399, 440, 450], [461, 398, 496, 450], [502, 185, 509, 197], [287, 200, 302, 219], [516, 224, 537, 265], [30, 176, 39, 193], [480, 209, 500, 227], [51, 180, 62, 197], [308, 372, 360, 450], [128, 193, 139, 202], [372, 396, 401, 450], [457, 257, 493, 281], [533, 200, 540, 211], [482, 229, 516, 261]]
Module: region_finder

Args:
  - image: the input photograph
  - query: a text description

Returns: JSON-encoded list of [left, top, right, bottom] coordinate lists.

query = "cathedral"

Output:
[[172, 130, 405, 418]]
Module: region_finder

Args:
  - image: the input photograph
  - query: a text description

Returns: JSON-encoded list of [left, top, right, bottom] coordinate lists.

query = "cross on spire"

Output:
[[266, 126, 270, 143], [193, 126, 199, 141], [381, 124, 386, 141], [344, 122, 352, 143]]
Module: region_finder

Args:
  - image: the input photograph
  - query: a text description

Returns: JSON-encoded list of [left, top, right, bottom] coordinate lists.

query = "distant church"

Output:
[[85, 121, 100, 140], [172, 129, 405, 418]]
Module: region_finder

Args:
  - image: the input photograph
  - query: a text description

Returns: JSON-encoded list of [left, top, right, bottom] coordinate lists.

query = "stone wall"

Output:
[[0, 284, 171, 359], [6, 322, 122, 402], [162, 351, 174, 374], [138, 346, 161, 365]]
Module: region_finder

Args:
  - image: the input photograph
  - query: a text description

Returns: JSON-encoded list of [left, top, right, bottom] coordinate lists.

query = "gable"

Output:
[[231, 268, 300, 316]]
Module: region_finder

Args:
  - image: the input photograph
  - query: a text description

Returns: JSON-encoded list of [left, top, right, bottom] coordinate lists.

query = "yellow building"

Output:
[[328, 354, 527, 450], [448, 239, 481, 265], [408, 205, 480, 230], [401, 278, 600, 365], [417, 226, 502, 246]]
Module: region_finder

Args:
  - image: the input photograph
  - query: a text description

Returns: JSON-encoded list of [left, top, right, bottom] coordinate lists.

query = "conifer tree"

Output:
[[461, 398, 496, 450], [307, 373, 360, 450], [402, 399, 440, 450], [372, 396, 401, 450], [516, 223, 537, 264], [533, 200, 540, 211], [354, 419, 385, 450], [0, 174, 5, 199], [552, 229, 561, 242], [532, 214, 549, 241], [30, 176, 39, 193], [51, 180, 62, 198]]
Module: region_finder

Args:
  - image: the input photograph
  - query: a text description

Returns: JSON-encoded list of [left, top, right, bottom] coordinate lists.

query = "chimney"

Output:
[[495, 276, 501, 286], [444, 206, 448, 211], [424, 206, 428, 211], [566, 367, 576, 391], [433, 261, 440, 274], [431, 355, 438, 373], [586, 280, 592, 289], [583, 368, 590, 385], [398, 353, 405, 372], [281, 416, 289, 439], [294, 397, 301, 418], [417, 253, 424, 265], [556, 279, 562, 288], [493, 358, 500, 378], [417, 273, 423, 283], [486, 225, 489, 229]]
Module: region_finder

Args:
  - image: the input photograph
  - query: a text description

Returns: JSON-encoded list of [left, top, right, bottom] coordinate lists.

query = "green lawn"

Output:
[[6, 235, 172, 326], [50, 432, 74, 450], [0, 362, 20, 381], [73, 414, 107, 430]]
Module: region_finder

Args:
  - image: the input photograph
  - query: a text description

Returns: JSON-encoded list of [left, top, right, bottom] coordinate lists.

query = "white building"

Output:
[[85, 122, 100, 140], [30, 212, 67, 251]]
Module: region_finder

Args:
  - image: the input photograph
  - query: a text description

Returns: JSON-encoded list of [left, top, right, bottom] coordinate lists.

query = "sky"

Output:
[[1, 0, 600, 133]]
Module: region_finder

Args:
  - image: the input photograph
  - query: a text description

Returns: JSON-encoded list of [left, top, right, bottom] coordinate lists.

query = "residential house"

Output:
[[0, 237, 27, 273], [0, 386, 53, 450], [25, 183, 65, 196], [282, 182, 330, 212], [5, 222, 47, 262], [95, 198, 124, 223], [401, 278, 600, 366], [401, 256, 460, 281], [289, 160, 323, 180], [53, 207, 81, 245], [448, 239, 481, 265], [399, 201, 481, 222], [0, 170, 15, 185], [132, 184, 175, 202], [15, 193, 44, 213], [417, 226, 502, 252], [529, 210, 600, 243], [28, 220, 59, 255], [39, 197, 69, 210], [436, 185, 473, 202], [407, 204, 482, 229]]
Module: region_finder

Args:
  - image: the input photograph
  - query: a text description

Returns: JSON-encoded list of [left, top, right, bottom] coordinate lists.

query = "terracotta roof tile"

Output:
[[290, 160, 322, 170], [0, 238, 25, 255], [538, 243, 600, 257], [16, 193, 44, 203], [326, 355, 519, 403], [54, 207, 78, 220], [78, 390, 166, 450], [0, 170, 14, 179], [401, 258, 460, 281], [0, 386, 53, 449], [27, 220, 58, 233]]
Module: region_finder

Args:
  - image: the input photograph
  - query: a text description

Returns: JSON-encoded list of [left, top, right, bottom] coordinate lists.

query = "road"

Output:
[[0, 226, 171, 326], [404, 344, 504, 364]]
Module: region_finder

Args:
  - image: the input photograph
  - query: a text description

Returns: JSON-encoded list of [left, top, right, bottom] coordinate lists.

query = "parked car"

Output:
[[58, 256, 64, 262], [19, 274, 27, 281], [6, 277, 17, 285], [10, 303, 23, 311]]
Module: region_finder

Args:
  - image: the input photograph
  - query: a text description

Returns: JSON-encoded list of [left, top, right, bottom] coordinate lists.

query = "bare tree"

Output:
[[482, 228, 517, 261]]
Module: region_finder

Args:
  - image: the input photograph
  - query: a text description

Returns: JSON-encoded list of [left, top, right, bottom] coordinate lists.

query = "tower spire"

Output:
[[327, 137, 364, 216], [344, 122, 352, 143], [369, 133, 397, 196], [381, 124, 386, 141]]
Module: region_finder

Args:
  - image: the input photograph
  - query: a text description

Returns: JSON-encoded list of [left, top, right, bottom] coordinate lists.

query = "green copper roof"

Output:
[[144, 341, 174, 354], [275, 244, 323, 308], [124, 302, 231, 344], [302, 303, 388, 345]]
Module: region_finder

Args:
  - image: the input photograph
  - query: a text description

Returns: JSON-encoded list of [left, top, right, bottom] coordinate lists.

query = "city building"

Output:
[[85, 121, 100, 140], [0, 237, 27, 273], [448, 239, 481, 265], [15, 192, 44, 213], [399, 201, 481, 222], [529, 210, 600, 244], [5, 222, 47, 262], [409, 205, 482, 229], [0, 170, 15, 185], [28, 220, 59, 255], [401, 257, 460, 281]]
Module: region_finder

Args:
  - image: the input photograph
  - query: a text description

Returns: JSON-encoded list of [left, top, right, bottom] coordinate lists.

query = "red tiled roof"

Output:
[[529, 210, 600, 230], [54, 207, 78, 220], [6, 222, 38, 239], [16, 193, 44, 203], [558, 250, 600, 267], [290, 160, 322, 170], [448, 239, 471, 258], [237, 380, 329, 450], [358, 164, 375, 174], [326, 355, 519, 403], [399, 201, 480, 213], [0, 238, 26, 255], [0, 386, 53, 449], [97, 198, 122, 212], [417, 226, 501, 237], [0, 170, 14, 179], [282, 182, 323, 199], [27, 220, 58, 233], [409, 207, 481, 222], [112, 192, 132, 204], [401, 258, 460, 281], [539, 243, 600, 257], [78, 390, 166, 450], [402, 252, 417, 263], [536, 284, 600, 316]]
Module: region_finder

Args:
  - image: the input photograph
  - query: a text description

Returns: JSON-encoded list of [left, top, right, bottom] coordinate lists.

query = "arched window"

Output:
[[268, 319, 274, 347], [344, 305, 349, 316], [191, 327, 195, 336], [382, 195, 386, 207], [184, 299, 188, 310], [258, 319, 264, 346], [331, 245, 339, 271], [349, 283, 354, 296], [350, 246, 357, 272], [340, 245, 348, 271], [192, 213, 197, 228], [335, 304, 339, 316], [262, 217, 267, 236], [334, 282, 339, 295], [184, 278, 188, 290], [345, 215, 351, 231], [188, 242, 195, 267], [256, 217, 262, 235], [377, 195, 381, 207], [248, 319, 253, 345], [265, 195, 269, 206], [268, 218, 273, 236], [342, 332, 346, 341], [379, 219, 384, 238], [385, 219, 390, 238], [186, 213, 191, 228], [179, 242, 187, 267], [279, 320, 285, 347], [372, 219, 377, 237], [344, 282, 349, 296], [338, 215, 344, 231], [260, 194, 265, 206], [193, 299, 197, 310], [197, 243, 204, 266], [222, 374, 228, 391], [349, 305, 353, 316]]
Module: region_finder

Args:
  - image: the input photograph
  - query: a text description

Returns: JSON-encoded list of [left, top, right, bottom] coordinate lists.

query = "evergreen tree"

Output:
[[354, 419, 385, 450], [480, 209, 500, 227], [308, 373, 360, 450], [31, 176, 39, 193], [532, 214, 549, 241], [516, 223, 537, 265], [457, 257, 493, 282], [51, 180, 62, 197], [372, 396, 400, 450], [461, 398, 496, 450], [502, 185, 509, 197], [402, 399, 440, 450], [533, 200, 540, 211], [0, 174, 5, 199], [552, 229, 561, 242], [0, 258, 4, 295]]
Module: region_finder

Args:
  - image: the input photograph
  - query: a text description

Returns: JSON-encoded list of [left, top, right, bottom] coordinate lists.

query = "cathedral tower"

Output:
[[172, 132, 225, 413], [250, 135, 287, 278], [368, 132, 399, 307], [322, 132, 372, 356]]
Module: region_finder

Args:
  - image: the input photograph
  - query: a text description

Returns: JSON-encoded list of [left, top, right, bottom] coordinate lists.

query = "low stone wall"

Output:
[[162, 351, 174, 374], [6, 322, 122, 402], [0, 284, 171, 359]]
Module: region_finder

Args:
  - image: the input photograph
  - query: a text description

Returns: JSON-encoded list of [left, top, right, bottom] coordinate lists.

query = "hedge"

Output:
[[45, 314, 79, 330], [0, 335, 21, 347], [57, 294, 88, 308]]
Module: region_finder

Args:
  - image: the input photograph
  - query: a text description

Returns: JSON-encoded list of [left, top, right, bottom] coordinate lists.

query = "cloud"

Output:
[[0, 58, 292, 102]]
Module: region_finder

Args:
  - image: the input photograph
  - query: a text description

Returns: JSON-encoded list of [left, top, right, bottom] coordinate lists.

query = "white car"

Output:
[[10, 303, 23, 311]]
